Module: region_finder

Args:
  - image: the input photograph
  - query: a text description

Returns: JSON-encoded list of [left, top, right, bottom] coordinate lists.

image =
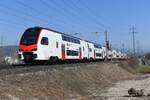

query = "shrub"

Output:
[[145, 53, 150, 59]]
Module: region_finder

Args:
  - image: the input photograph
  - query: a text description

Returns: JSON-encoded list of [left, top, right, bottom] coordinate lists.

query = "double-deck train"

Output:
[[18, 27, 127, 63]]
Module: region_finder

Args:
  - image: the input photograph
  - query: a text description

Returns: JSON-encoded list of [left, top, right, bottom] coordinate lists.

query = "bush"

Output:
[[127, 58, 139, 68], [145, 53, 150, 59]]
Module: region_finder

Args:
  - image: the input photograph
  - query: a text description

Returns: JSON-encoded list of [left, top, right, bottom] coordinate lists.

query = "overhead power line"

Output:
[[42, 0, 99, 31], [17, 0, 87, 32], [61, 0, 104, 30], [0, 4, 49, 27], [39, 0, 86, 31], [16, 0, 65, 28], [71, 0, 111, 30], [0, 19, 26, 28]]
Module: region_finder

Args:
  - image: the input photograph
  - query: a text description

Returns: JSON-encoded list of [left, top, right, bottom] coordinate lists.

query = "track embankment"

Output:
[[0, 62, 134, 100]]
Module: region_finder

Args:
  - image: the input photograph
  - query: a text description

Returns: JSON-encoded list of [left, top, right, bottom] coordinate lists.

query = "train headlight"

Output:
[[19, 49, 23, 51], [32, 48, 37, 51]]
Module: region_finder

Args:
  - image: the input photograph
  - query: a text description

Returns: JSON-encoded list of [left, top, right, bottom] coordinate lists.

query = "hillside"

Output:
[[0, 45, 18, 57], [0, 62, 135, 100]]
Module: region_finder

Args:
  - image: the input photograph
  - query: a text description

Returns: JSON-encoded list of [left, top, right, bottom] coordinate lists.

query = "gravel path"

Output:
[[99, 75, 150, 100]]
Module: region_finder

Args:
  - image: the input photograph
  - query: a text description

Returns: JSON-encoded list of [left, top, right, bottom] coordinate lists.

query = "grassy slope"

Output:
[[118, 58, 150, 74], [136, 65, 150, 74], [0, 62, 134, 100]]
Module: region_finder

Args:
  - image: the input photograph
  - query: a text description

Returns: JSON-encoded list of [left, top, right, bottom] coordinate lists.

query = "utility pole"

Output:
[[122, 43, 125, 53], [129, 26, 137, 57], [105, 30, 108, 61]]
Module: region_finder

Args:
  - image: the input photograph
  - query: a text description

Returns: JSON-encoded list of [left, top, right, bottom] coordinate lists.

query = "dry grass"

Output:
[[118, 58, 140, 74], [118, 58, 150, 74], [136, 65, 150, 74], [0, 62, 135, 100]]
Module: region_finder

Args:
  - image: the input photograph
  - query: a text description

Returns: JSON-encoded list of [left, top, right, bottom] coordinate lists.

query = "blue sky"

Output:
[[0, 0, 149, 53]]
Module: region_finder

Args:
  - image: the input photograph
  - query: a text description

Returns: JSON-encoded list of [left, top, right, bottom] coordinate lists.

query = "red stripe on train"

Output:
[[79, 47, 82, 60], [19, 44, 37, 52], [94, 50, 96, 59], [61, 44, 65, 60]]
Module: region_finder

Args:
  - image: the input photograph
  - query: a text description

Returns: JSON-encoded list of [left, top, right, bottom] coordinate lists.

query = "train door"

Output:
[[61, 44, 65, 60], [87, 43, 89, 59], [94, 49, 96, 59], [40, 37, 50, 59], [81, 41, 87, 59], [79, 47, 82, 60]]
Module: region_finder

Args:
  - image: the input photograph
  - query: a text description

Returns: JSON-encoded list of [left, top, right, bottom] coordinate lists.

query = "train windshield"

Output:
[[20, 28, 40, 45]]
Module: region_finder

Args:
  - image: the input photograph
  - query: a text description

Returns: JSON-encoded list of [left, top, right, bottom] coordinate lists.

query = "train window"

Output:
[[73, 39, 75, 43], [56, 41, 58, 48], [62, 36, 66, 41], [96, 53, 102, 57], [83, 47, 84, 51], [41, 37, 48, 45], [74, 39, 76, 43], [94, 44, 102, 49], [62, 35, 80, 44], [66, 37, 70, 41], [89, 48, 92, 52], [20, 28, 40, 45], [67, 50, 78, 56], [71, 38, 73, 42]]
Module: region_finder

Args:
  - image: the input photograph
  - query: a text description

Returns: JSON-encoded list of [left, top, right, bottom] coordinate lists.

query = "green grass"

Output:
[[136, 65, 150, 74]]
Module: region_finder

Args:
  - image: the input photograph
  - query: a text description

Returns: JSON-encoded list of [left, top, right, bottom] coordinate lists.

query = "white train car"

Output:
[[112, 50, 117, 59], [115, 51, 119, 59], [102, 47, 106, 59], [118, 51, 123, 59], [80, 40, 88, 60], [123, 53, 127, 59], [18, 27, 105, 63], [121, 53, 127, 59], [18, 27, 126, 63], [101, 47, 113, 60], [93, 44, 105, 60], [107, 50, 113, 59]]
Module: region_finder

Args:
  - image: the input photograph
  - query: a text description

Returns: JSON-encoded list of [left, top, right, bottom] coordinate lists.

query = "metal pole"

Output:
[[122, 43, 125, 53], [130, 26, 137, 57], [105, 31, 108, 61], [133, 28, 135, 56]]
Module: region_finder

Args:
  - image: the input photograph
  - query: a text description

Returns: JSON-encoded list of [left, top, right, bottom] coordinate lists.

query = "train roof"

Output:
[[30, 26, 103, 46]]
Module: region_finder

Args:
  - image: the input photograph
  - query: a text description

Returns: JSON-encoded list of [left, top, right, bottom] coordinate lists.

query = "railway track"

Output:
[[0, 62, 100, 76], [0, 60, 123, 76]]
